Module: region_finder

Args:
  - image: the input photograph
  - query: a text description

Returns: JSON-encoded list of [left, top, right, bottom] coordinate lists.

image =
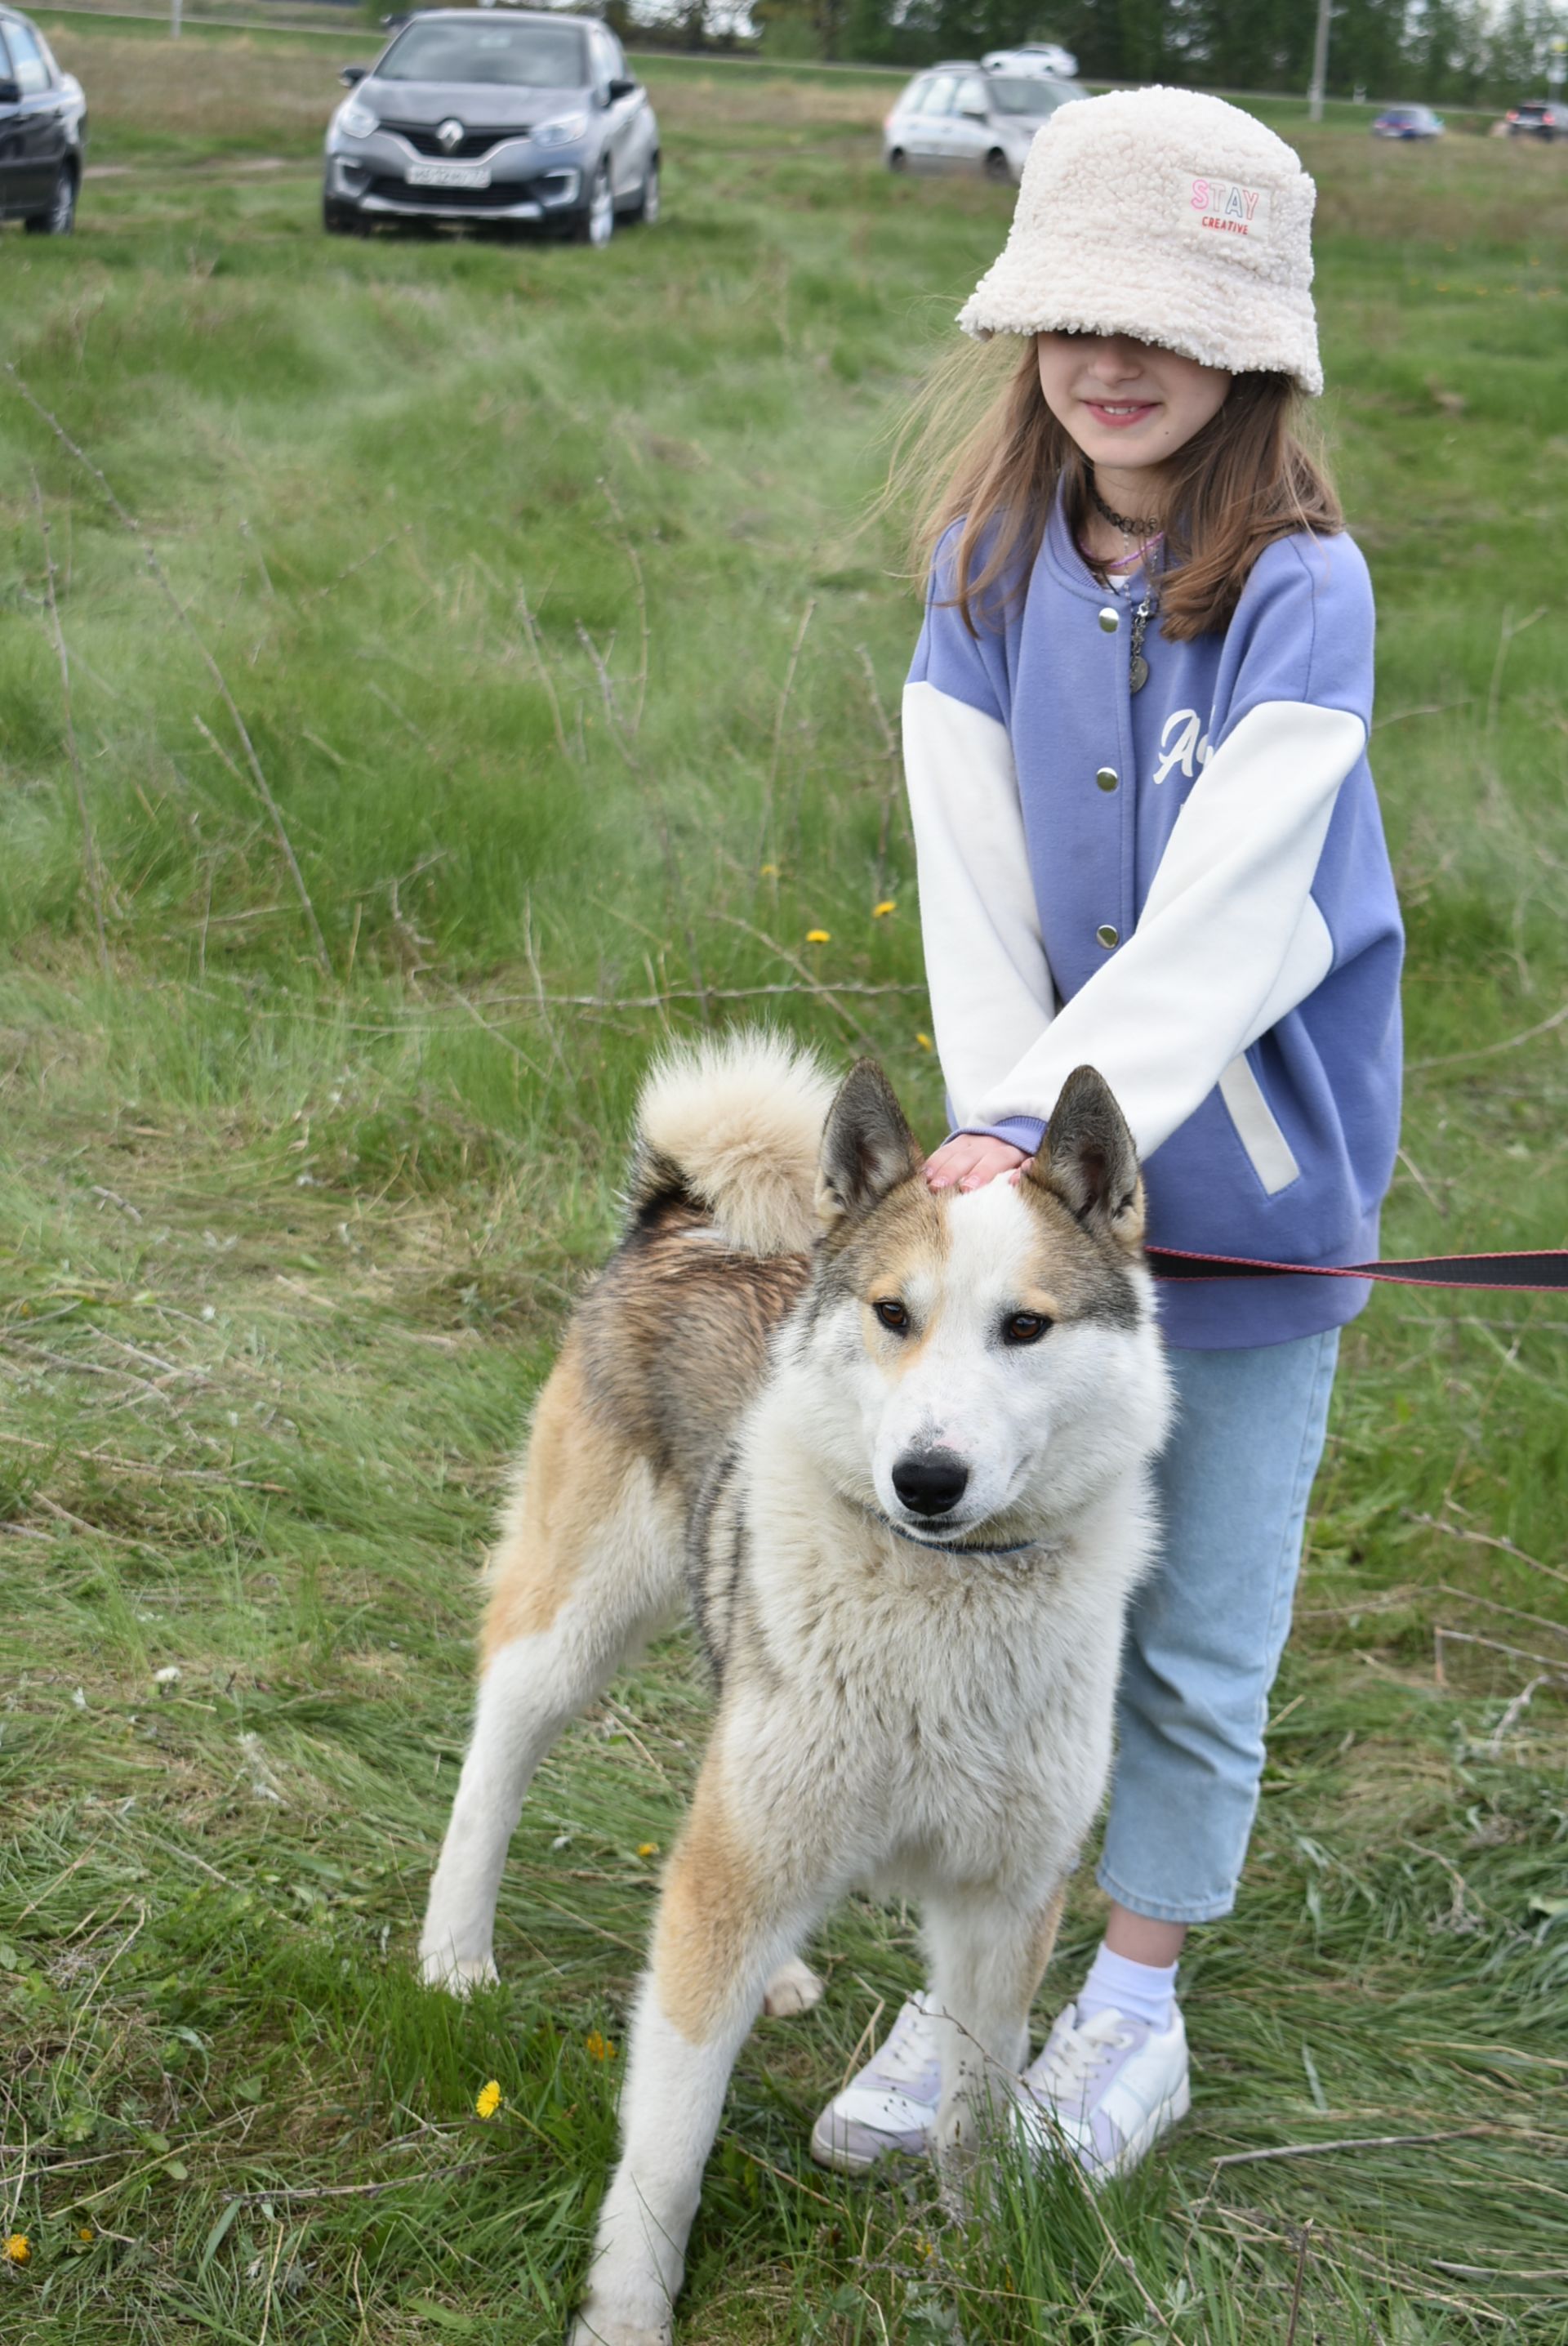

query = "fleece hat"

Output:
[[959, 87, 1323, 395]]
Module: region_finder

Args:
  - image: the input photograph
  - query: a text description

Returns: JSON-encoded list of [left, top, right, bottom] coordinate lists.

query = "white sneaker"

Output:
[[809, 1991, 942, 2174], [1012, 2002, 1190, 2184]]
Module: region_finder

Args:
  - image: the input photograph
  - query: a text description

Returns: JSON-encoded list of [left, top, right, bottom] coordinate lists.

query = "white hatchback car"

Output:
[[882, 64, 1082, 185]]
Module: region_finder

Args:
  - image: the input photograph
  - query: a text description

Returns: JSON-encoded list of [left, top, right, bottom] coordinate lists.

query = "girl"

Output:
[[812, 87, 1403, 2181]]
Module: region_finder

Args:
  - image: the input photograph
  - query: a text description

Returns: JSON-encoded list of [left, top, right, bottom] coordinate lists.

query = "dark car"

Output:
[[0, 3, 86, 234], [323, 7, 658, 242], [1370, 104, 1442, 139], [1505, 99, 1568, 139]]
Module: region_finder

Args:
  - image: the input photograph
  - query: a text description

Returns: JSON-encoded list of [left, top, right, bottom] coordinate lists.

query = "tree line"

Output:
[[615, 0, 1566, 106]]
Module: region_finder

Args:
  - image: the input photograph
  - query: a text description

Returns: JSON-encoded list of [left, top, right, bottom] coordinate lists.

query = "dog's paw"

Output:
[[761, 1956, 824, 2018], [417, 1947, 498, 1996], [568, 2303, 672, 2346]]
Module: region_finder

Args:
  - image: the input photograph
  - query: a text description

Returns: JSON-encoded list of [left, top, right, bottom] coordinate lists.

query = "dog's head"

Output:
[[794, 1059, 1171, 1545]]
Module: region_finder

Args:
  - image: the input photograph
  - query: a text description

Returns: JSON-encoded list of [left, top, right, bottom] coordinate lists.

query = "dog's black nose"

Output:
[[892, 1452, 969, 1518]]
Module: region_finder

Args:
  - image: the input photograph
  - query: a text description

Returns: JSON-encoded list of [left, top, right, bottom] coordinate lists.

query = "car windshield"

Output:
[[987, 75, 1066, 115], [376, 21, 588, 87]]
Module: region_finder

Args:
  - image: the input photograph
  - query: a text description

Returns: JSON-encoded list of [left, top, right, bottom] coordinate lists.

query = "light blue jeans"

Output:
[[1096, 1328, 1341, 1925]]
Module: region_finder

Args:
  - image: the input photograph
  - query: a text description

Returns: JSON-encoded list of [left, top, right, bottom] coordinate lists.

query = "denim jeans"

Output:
[[1096, 1328, 1341, 1925]]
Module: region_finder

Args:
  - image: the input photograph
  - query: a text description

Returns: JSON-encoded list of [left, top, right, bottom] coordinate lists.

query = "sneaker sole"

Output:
[[808, 2112, 932, 2175], [1090, 2074, 1192, 2186]]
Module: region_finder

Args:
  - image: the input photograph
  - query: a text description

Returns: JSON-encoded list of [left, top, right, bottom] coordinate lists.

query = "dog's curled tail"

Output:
[[629, 1029, 836, 1256]]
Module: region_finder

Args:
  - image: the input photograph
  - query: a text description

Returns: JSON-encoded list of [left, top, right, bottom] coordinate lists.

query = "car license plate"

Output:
[[407, 163, 491, 189]]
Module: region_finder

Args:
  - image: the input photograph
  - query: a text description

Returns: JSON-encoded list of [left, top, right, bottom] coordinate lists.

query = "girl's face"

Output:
[[1036, 332, 1232, 479]]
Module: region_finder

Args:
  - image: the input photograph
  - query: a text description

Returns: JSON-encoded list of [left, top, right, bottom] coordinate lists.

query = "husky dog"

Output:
[[420, 1034, 1172, 2346]]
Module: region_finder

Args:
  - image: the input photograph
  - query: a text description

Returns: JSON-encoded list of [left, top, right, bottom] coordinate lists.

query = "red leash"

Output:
[[1147, 1247, 1568, 1294]]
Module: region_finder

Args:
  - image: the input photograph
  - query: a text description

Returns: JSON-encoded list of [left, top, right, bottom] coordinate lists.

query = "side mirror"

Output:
[[0, 76, 21, 104], [962, 105, 988, 121], [339, 64, 370, 87], [607, 75, 637, 100]]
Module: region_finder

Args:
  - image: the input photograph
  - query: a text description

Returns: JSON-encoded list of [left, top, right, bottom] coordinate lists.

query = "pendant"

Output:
[[1129, 653, 1149, 693]]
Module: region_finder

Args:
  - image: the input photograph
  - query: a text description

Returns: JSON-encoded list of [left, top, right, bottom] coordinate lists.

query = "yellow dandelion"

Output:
[[636, 1842, 659, 1859], [77, 2227, 95, 2245], [759, 862, 779, 878], [475, 2079, 502, 2121], [915, 1033, 933, 1051], [915, 2235, 935, 2260], [4, 2234, 29, 2266], [872, 899, 897, 918], [585, 2031, 617, 2063], [805, 928, 831, 945]]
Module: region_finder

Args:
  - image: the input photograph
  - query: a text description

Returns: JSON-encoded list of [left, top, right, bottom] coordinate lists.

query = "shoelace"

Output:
[[869, 1996, 939, 2088], [1031, 2014, 1132, 2104]]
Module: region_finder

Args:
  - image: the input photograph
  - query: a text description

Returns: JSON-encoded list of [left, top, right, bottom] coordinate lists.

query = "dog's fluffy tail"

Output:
[[628, 1030, 835, 1256]]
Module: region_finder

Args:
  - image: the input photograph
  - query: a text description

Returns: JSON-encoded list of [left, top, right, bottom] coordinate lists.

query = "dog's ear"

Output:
[[1025, 1066, 1145, 1251], [816, 1060, 923, 1228]]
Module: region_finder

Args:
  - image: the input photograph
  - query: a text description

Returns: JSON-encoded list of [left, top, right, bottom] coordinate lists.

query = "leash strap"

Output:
[[1147, 1247, 1568, 1294]]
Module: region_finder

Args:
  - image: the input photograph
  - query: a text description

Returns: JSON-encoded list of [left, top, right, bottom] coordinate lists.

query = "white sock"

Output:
[[1076, 1941, 1178, 2033]]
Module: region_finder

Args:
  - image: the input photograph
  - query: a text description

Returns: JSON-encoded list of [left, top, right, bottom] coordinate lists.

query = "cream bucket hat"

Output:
[[959, 87, 1323, 396]]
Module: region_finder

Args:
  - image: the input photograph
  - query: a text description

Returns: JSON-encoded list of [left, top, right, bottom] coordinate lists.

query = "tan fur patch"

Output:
[[480, 1336, 642, 1661], [1013, 1180, 1143, 1328], [829, 1178, 951, 1368], [651, 1770, 769, 2043], [1027, 1881, 1069, 2003]]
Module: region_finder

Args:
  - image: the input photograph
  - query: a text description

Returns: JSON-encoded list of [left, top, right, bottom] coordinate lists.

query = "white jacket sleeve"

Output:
[[972, 698, 1366, 1161], [902, 678, 1055, 1130]]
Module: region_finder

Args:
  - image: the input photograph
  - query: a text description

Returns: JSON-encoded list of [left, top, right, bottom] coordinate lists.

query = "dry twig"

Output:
[[1210, 2126, 1492, 2171]]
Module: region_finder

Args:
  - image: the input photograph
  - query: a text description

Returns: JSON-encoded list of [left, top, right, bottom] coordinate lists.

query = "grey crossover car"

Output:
[[323, 8, 658, 242], [882, 62, 1081, 185], [0, 3, 87, 234]]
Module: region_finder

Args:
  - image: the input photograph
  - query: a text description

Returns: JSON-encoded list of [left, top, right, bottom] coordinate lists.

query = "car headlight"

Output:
[[532, 113, 588, 148], [336, 99, 378, 140]]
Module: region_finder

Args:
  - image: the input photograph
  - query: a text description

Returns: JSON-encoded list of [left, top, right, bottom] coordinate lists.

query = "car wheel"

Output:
[[323, 194, 359, 235], [887, 145, 907, 172], [24, 164, 76, 236], [628, 155, 659, 225], [574, 160, 614, 247], [984, 147, 1011, 183]]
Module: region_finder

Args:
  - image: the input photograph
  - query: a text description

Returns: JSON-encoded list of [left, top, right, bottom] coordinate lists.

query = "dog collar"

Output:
[[858, 1504, 1053, 1561]]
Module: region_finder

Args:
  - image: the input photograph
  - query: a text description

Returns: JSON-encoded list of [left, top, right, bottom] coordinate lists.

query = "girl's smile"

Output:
[[1036, 332, 1232, 518]]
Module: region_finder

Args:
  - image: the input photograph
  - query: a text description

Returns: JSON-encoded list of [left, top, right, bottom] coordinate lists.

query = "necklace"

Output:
[[1086, 475, 1162, 690], [1089, 479, 1162, 538]]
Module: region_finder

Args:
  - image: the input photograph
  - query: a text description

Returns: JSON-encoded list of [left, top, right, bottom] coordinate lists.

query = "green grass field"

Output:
[[2, 26, 1567, 2343]]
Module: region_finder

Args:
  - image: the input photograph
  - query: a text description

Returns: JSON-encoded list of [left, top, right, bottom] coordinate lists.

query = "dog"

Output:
[[419, 1033, 1173, 2346]]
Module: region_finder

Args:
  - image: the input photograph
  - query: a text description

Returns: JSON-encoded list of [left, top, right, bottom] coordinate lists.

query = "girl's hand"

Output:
[[924, 1135, 1029, 1193]]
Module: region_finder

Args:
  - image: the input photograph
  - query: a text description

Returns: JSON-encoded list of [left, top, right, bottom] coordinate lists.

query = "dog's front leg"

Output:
[[570, 1771, 813, 2346], [924, 1882, 1067, 2179]]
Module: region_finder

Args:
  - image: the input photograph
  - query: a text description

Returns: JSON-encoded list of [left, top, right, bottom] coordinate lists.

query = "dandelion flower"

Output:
[[475, 2080, 502, 2121], [77, 2228, 95, 2245], [805, 929, 830, 945], [759, 863, 779, 878], [915, 1033, 933, 1051], [4, 2235, 29, 2265], [872, 900, 897, 918], [636, 1842, 659, 1859], [585, 2032, 617, 2063]]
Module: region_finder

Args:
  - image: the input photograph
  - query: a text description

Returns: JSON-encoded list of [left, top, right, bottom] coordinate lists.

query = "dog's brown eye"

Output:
[[1003, 1312, 1051, 1346], [872, 1298, 909, 1334]]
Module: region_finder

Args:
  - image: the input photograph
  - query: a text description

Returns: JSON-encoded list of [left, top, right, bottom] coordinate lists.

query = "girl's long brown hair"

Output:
[[890, 338, 1342, 641]]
